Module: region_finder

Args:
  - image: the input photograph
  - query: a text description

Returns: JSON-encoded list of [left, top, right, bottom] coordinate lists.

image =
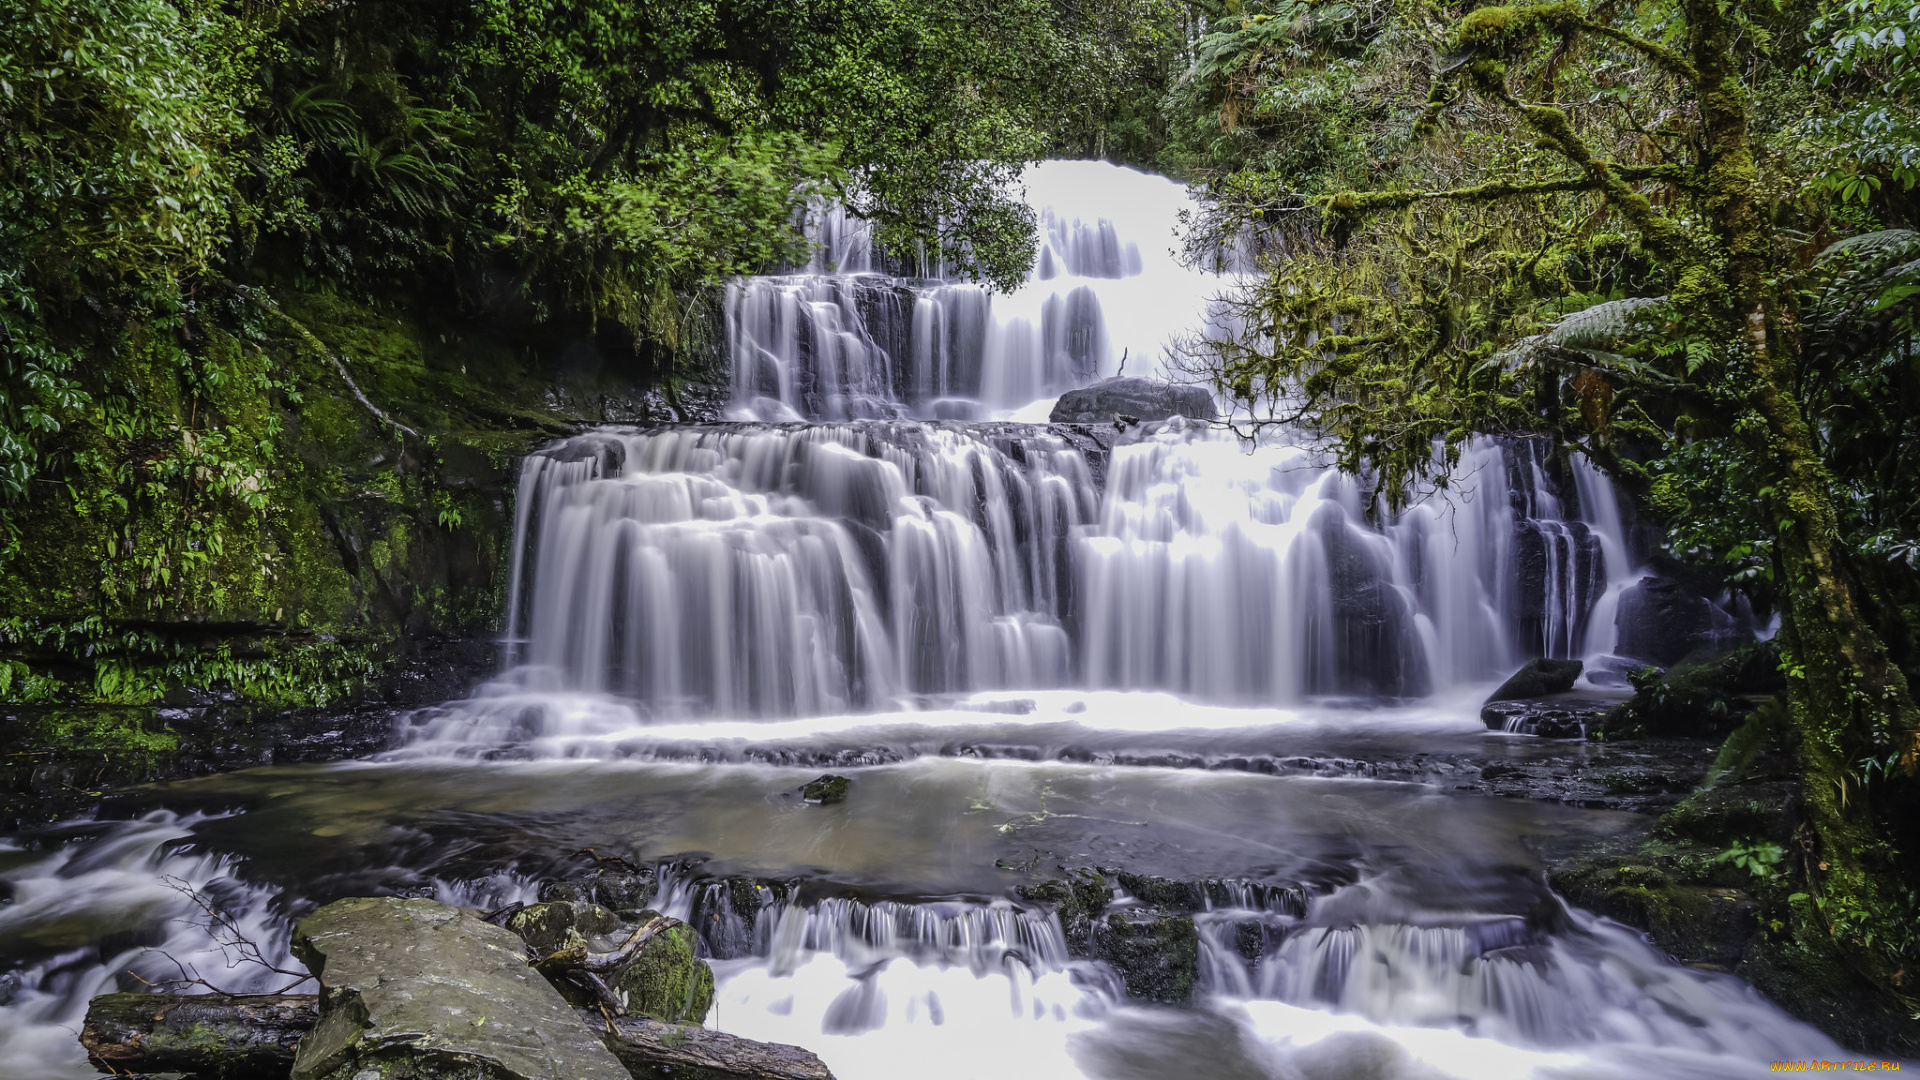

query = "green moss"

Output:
[[614, 922, 716, 1025]]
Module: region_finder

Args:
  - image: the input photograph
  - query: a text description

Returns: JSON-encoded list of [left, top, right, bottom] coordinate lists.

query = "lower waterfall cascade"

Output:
[[0, 161, 1842, 1080]]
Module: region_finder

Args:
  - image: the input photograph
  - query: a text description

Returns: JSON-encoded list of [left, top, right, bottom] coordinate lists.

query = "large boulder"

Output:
[[290, 896, 629, 1080], [1048, 377, 1217, 424], [1615, 577, 1746, 666], [1486, 658, 1585, 702]]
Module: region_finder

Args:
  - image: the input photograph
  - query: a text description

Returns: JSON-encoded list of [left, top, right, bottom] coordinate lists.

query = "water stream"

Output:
[[0, 161, 1836, 1079]]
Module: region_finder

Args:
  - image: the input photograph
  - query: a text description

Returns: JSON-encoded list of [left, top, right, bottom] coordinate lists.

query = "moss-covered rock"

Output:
[[1090, 908, 1199, 1004], [800, 774, 851, 804], [1018, 869, 1112, 954], [1548, 761, 1920, 1056], [506, 901, 622, 956], [612, 919, 716, 1025], [1595, 640, 1784, 740]]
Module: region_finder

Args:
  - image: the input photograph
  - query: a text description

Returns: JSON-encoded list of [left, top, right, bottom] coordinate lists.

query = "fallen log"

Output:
[[81, 992, 317, 1077], [80, 991, 836, 1080], [597, 1012, 835, 1080]]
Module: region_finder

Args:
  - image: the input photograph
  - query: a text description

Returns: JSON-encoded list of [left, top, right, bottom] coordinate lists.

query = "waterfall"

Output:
[[727, 161, 1223, 422], [423, 160, 1648, 741]]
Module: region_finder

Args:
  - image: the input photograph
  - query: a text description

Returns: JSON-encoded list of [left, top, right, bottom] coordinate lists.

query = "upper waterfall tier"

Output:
[[728, 162, 1229, 422], [497, 422, 1614, 719]]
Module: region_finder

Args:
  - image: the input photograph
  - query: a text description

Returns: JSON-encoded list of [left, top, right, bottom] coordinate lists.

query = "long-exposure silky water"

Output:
[[0, 161, 1844, 1080]]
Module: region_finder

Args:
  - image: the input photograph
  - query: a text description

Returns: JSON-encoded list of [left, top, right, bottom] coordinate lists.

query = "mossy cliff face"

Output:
[[0, 287, 719, 717]]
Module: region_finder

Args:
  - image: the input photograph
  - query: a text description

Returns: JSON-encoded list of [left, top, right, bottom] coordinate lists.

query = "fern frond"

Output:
[[1815, 229, 1920, 265], [1545, 296, 1672, 352]]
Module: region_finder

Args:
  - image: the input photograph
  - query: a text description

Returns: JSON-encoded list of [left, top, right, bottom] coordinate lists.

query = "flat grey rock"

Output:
[[290, 896, 628, 1080], [1049, 377, 1218, 424]]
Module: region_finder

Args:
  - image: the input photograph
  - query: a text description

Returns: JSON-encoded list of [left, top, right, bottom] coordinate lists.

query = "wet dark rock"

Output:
[[1486, 658, 1585, 702], [1049, 377, 1217, 425], [0, 702, 402, 832], [1316, 504, 1431, 698], [540, 867, 659, 916], [1111, 872, 1308, 917], [290, 896, 628, 1080], [1481, 695, 1613, 739], [1615, 577, 1747, 666], [801, 774, 851, 805], [1510, 522, 1605, 651], [1091, 908, 1199, 1004], [1544, 766, 1919, 1057], [689, 878, 793, 960]]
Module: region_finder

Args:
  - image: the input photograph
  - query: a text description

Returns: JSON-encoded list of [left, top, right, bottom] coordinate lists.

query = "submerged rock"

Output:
[[1486, 658, 1585, 702], [800, 774, 851, 804], [290, 896, 628, 1080], [1048, 377, 1217, 425]]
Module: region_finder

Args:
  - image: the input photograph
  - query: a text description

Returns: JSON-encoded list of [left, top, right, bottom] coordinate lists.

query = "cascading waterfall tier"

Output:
[[727, 161, 1226, 422], [478, 419, 1623, 727], [429, 158, 1644, 739]]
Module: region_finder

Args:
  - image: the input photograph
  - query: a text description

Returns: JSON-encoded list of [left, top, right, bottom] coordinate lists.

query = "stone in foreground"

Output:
[[600, 1013, 835, 1080], [1048, 377, 1217, 424], [290, 896, 628, 1080]]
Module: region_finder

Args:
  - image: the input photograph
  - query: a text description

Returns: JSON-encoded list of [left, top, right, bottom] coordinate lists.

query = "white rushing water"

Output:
[[727, 161, 1228, 422]]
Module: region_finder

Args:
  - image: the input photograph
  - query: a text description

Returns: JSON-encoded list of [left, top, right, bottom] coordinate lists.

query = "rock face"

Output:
[[290, 896, 629, 1080], [1487, 658, 1585, 702], [1047, 377, 1217, 424], [1510, 521, 1605, 652], [1614, 576, 1745, 666]]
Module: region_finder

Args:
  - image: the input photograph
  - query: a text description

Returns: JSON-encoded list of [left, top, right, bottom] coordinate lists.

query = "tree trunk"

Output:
[[1683, 0, 1920, 1001]]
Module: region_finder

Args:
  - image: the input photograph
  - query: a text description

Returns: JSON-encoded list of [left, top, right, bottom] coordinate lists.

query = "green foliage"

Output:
[[1717, 838, 1787, 880], [1804, 0, 1920, 210], [0, 0, 1154, 706]]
